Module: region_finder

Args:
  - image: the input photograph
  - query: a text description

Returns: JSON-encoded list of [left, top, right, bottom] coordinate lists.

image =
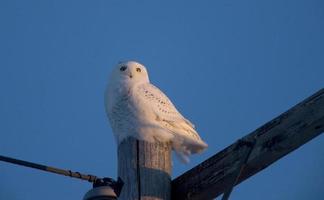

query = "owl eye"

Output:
[[136, 67, 141, 72], [120, 66, 127, 71]]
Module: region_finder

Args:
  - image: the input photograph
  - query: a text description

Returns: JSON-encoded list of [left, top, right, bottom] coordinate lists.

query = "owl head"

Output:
[[109, 61, 150, 87]]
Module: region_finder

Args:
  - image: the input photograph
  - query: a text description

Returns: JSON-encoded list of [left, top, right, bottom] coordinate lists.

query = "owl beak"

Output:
[[129, 73, 133, 78]]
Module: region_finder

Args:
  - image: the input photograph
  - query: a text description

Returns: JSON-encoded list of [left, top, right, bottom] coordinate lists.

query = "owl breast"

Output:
[[108, 93, 139, 142]]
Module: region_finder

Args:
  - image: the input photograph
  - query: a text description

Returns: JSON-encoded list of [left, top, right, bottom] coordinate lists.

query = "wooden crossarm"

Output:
[[172, 89, 324, 200]]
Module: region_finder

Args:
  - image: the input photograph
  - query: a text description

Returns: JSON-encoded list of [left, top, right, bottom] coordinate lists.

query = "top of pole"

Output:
[[117, 137, 172, 200]]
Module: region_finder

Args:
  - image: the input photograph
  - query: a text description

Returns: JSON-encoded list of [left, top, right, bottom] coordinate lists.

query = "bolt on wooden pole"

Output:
[[118, 137, 172, 200]]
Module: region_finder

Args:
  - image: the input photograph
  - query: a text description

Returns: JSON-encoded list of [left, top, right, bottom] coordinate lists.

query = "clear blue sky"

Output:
[[0, 0, 323, 199]]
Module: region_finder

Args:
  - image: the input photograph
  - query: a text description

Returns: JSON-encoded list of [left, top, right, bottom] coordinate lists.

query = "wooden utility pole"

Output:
[[118, 137, 172, 200]]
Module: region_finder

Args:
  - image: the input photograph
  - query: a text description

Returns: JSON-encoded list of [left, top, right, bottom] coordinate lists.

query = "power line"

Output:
[[221, 139, 256, 200], [0, 154, 124, 197], [0, 154, 98, 182]]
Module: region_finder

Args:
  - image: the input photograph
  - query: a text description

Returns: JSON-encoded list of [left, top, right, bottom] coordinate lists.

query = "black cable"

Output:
[[0, 154, 98, 183], [221, 138, 257, 200], [0, 154, 124, 197]]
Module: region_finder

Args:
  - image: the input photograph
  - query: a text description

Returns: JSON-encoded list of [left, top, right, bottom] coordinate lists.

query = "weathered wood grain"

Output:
[[118, 137, 172, 200], [172, 88, 324, 200]]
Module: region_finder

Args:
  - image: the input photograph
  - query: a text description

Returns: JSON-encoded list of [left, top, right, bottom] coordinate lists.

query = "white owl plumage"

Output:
[[105, 61, 207, 163]]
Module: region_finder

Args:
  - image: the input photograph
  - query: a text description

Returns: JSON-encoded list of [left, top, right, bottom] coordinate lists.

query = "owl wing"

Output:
[[136, 83, 207, 162]]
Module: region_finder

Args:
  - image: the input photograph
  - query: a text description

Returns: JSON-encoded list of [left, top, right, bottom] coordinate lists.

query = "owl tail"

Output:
[[172, 137, 208, 163], [175, 151, 190, 164]]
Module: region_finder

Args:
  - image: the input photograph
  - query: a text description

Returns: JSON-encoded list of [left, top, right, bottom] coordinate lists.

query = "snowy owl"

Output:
[[105, 61, 207, 162]]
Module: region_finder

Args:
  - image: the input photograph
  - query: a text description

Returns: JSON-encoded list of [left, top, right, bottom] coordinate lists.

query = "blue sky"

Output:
[[0, 0, 323, 199]]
